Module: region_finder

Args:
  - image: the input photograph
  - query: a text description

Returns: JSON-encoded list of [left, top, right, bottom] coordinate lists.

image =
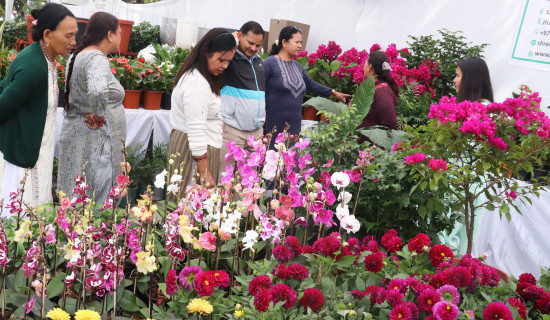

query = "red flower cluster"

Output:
[[364, 253, 384, 273], [300, 288, 324, 312], [249, 275, 272, 296], [286, 264, 309, 281], [270, 283, 297, 309], [272, 245, 293, 262], [193, 270, 229, 296], [312, 235, 342, 257], [429, 244, 453, 267], [407, 233, 430, 253]]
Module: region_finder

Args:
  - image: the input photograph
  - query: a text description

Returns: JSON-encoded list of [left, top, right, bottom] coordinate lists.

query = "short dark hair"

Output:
[[270, 25, 301, 56], [173, 28, 237, 95], [240, 21, 264, 36], [456, 57, 493, 103], [31, 3, 75, 42]]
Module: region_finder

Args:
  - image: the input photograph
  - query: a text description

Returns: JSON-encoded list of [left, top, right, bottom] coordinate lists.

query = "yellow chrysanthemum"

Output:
[[46, 307, 71, 320], [187, 298, 213, 315], [234, 309, 244, 317], [74, 309, 101, 320]]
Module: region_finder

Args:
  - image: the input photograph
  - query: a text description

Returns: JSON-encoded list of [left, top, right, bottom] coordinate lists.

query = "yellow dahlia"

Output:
[[74, 309, 101, 320], [46, 307, 70, 320], [187, 298, 213, 315]]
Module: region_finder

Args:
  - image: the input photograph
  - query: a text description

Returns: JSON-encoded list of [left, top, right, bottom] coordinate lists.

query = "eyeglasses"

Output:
[[291, 26, 302, 32]]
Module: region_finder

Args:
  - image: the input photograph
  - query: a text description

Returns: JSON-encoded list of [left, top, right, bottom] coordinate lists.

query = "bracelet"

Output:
[[331, 89, 336, 95], [93, 116, 105, 126], [193, 153, 208, 161]]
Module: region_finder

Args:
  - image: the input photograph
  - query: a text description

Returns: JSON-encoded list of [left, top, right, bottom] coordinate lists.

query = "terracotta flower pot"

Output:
[[123, 90, 142, 109], [303, 106, 318, 120], [118, 19, 134, 54], [143, 91, 163, 110]]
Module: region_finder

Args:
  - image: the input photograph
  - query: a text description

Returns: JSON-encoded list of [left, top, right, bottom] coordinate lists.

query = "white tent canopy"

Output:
[[54, 0, 550, 108]]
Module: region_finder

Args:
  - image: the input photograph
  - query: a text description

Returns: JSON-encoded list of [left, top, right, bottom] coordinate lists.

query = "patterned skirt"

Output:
[[167, 129, 220, 200]]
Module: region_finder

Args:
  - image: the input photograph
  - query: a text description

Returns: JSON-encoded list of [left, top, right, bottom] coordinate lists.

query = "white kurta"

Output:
[[0, 55, 57, 215]]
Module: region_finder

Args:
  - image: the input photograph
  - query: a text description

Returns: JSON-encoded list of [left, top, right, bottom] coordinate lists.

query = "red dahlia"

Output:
[[429, 244, 453, 267], [443, 266, 472, 287], [286, 264, 309, 281], [535, 296, 550, 314], [270, 283, 297, 309], [417, 289, 440, 313], [364, 253, 384, 273], [249, 275, 273, 296], [272, 245, 293, 262], [206, 270, 229, 287], [407, 233, 431, 253], [254, 288, 271, 312], [365, 285, 386, 305], [389, 303, 412, 320], [194, 272, 214, 296], [381, 229, 398, 250], [313, 235, 342, 257], [300, 288, 324, 312], [482, 302, 513, 320], [284, 236, 303, 257], [518, 273, 537, 285], [165, 269, 178, 296], [506, 297, 527, 319], [385, 289, 404, 307], [516, 282, 534, 300]]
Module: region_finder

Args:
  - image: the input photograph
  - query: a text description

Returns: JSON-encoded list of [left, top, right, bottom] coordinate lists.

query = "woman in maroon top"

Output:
[[358, 50, 399, 131]]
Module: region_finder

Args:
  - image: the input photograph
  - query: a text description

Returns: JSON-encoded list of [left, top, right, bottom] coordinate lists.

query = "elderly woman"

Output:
[[57, 12, 125, 203], [0, 3, 77, 210]]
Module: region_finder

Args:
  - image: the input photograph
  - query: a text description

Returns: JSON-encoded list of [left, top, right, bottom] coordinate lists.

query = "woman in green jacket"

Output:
[[0, 3, 78, 211]]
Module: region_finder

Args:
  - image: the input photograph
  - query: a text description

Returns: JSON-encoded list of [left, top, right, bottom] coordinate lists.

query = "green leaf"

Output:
[[334, 255, 357, 268], [355, 277, 366, 291], [118, 290, 140, 312], [303, 97, 347, 115], [46, 272, 66, 298], [352, 78, 375, 122], [358, 129, 407, 150]]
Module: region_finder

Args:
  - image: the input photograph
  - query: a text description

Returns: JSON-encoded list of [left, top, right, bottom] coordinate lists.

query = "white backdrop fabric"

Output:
[[473, 183, 550, 279], [54, 0, 550, 109], [54, 108, 171, 157]]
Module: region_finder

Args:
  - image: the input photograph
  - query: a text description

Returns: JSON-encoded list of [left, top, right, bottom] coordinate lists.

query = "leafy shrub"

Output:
[[128, 21, 160, 53]]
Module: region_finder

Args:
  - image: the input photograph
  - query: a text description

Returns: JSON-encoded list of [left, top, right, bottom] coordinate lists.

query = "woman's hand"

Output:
[[195, 156, 215, 188], [84, 113, 103, 130], [331, 90, 351, 103]]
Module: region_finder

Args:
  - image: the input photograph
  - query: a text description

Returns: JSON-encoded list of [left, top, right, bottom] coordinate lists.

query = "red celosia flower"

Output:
[[272, 245, 293, 262], [194, 272, 214, 296], [535, 296, 550, 314], [417, 289, 440, 313], [206, 270, 229, 287], [272, 264, 287, 280], [364, 253, 384, 273], [254, 288, 271, 312], [165, 269, 178, 296], [518, 273, 537, 285], [429, 244, 453, 267], [286, 264, 309, 281], [389, 303, 412, 320], [506, 297, 527, 319], [284, 236, 303, 257], [385, 289, 404, 307], [249, 275, 273, 296], [300, 288, 324, 312], [270, 284, 297, 309], [407, 233, 431, 253], [483, 302, 513, 320]]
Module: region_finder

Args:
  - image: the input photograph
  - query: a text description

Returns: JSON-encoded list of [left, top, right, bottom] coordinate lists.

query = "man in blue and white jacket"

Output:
[[219, 21, 266, 178]]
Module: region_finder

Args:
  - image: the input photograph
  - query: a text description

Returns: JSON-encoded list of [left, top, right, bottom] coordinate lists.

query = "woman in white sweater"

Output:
[[169, 28, 236, 190]]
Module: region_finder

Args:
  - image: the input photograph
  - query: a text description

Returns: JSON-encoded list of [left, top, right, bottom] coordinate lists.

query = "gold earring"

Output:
[[47, 42, 50, 48]]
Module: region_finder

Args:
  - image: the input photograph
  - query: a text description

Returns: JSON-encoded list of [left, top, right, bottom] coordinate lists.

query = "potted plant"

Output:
[[141, 62, 164, 110], [119, 143, 143, 206], [398, 86, 550, 254], [110, 56, 143, 109], [151, 44, 190, 110]]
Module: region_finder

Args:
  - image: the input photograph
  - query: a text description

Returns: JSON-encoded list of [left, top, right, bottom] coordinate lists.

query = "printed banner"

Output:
[[511, 0, 550, 71]]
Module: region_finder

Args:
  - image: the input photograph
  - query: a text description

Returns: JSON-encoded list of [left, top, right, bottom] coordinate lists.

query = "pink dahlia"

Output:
[[482, 302, 513, 320], [385, 289, 404, 307], [178, 266, 203, 290], [300, 288, 324, 312], [433, 300, 459, 320], [437, 285, 460, 305]]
